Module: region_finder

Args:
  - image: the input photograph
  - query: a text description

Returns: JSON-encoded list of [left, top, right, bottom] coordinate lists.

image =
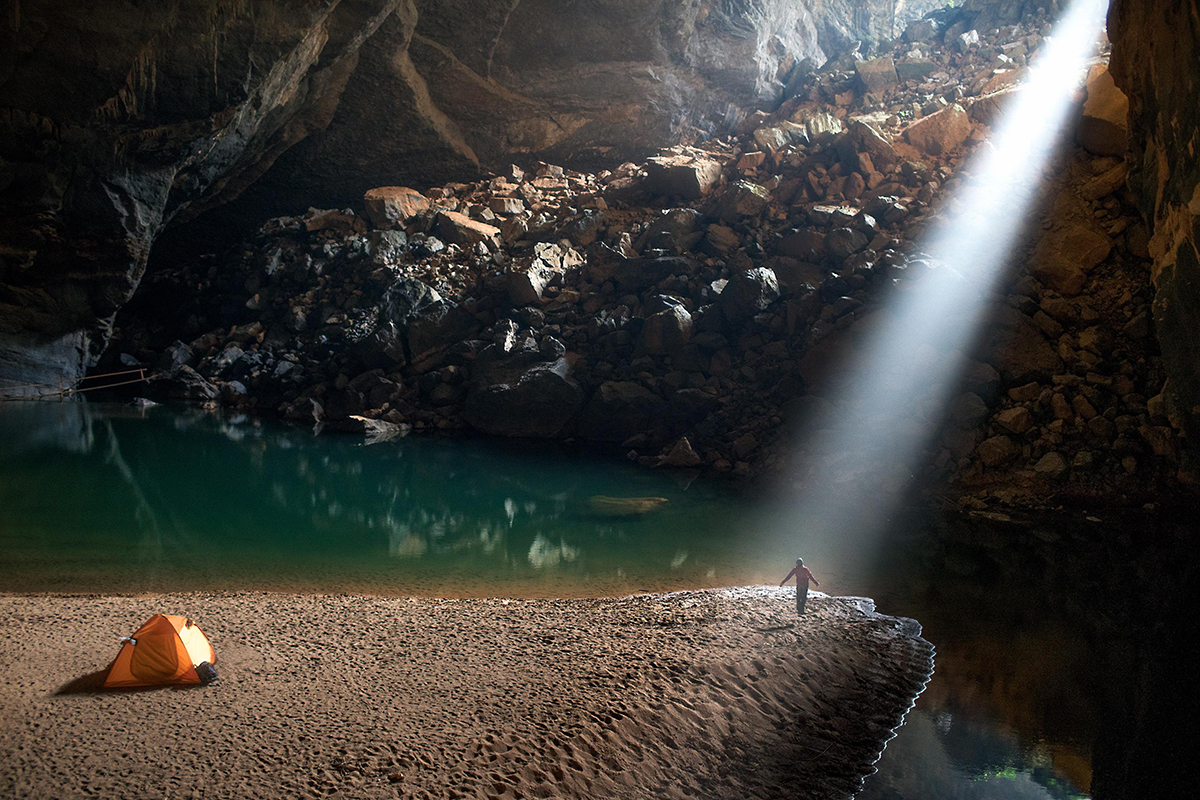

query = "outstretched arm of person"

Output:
[[780, 567, 796, 586]]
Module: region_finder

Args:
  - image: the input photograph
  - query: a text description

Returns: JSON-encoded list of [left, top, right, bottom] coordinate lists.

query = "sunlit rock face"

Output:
[[235, 0, 834, 214], [1109, 0, 1200, 441], [0, 0, 403, 388]]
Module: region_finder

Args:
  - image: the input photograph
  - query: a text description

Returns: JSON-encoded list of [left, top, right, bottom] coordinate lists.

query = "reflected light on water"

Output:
[[782, 0, 1111, 544]]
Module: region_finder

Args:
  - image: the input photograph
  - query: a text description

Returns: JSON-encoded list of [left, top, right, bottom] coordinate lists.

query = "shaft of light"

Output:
[[780, 0, 1111, 543]]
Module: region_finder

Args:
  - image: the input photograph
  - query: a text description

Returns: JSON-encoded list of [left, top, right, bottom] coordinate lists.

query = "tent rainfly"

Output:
[[101, 614, 217, 689]]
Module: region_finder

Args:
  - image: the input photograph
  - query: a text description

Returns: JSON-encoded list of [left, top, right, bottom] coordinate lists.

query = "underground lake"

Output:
[[3, 401, 1194, 799]]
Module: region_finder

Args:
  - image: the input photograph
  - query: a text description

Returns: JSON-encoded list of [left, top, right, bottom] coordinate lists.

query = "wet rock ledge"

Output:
[[0, 589, 933, 800]]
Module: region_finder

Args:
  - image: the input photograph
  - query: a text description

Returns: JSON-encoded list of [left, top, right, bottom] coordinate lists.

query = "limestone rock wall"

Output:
[[0, 0, 1038, 389], [0, 0, 402, 390], [1109, 0, 1200, 441]]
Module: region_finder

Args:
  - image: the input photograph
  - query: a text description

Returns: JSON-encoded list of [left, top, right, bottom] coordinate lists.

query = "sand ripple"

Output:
[[0, 589, 932, 799]]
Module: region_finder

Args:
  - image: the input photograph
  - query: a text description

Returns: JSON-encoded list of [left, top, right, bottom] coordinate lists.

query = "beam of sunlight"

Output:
[[772, 0, 1112, 554]]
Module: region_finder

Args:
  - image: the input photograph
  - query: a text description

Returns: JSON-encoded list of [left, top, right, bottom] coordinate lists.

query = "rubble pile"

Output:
[[108, 6, 1192, 508]]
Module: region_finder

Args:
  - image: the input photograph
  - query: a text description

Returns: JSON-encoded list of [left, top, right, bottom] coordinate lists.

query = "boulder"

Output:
[[777, 229, 827, 262], [659, 437, 702, 468], [586, 247, 697, 291], [799, 110, 843, 142], [355, 322, 407, 368], [508, 242, 583, 305], [464, 352, 584, 438], [644, 152, 723, 199], [380, 278, 442, 326], [826, 228, 869, 259], [283, 396, 325, 425], [840, 120, 898, 170], [577, 381, 669, 443], [636, 209, 704, 253], [639, 306, 694, 356], [670, 388, 720, 423], [406, 303, 481, 370], [158, 365, 218, 402], [1032, 223, 1112, 296], [363, 187, 430, 229], [156, 341, 194, 372], [977, 435, 1019, 466], [995, 406, 1034, 434], [895, 60, 936, 84], [905, 104, 971, 156], [1033, 451, 1068, 478], [753, 122, 809, 151], [717, 181, 771, 223], [435, 210, 500, 247], [1077, 65, 1129, 156], [489, 197, 526, 215], [904, 19, 939, 42], [719, 267, 780, 323], [978, 305, 1062, 384], [1080, 162, 1128, 201], [855, 57, 899, 94]]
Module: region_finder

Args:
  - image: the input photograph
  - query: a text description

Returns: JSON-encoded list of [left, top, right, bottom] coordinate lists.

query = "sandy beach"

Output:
[[0, 589, 932, 800]]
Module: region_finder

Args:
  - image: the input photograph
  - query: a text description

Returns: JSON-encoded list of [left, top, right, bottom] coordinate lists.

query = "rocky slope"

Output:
[[2, 0, 933, 390], [104, 9, 1193, 510]]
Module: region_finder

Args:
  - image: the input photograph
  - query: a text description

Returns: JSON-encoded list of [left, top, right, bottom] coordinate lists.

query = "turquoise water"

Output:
[[6, 401, 1191, 799], [0, 402, 784, 596]]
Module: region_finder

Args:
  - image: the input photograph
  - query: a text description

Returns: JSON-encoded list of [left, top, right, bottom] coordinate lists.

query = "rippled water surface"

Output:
[[4, 402, 1194, 799]]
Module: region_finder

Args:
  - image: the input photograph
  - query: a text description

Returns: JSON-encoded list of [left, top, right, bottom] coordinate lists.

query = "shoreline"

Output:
[[1, 587, 932, 800]]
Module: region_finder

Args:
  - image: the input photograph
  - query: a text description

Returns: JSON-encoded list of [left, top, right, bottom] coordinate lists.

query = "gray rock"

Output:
[[639, 306, 694, 356], [855, 57, 899, 94], [659, 437, 702, 468], [577, 381, 668, 443], [464, 352, 584, 438], [719, 267, 780, 324], [826, 228, 869, 259], [381, 278, 442, 326], [717, 181, 771, 223]]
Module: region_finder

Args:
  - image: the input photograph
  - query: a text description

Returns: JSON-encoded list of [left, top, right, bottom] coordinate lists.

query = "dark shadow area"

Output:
[[55, 669, 211, 695], [54, 670, 108, 695]]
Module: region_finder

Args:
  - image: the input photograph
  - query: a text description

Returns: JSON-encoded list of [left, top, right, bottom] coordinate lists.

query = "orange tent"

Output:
[[101, 614, 217, 689]]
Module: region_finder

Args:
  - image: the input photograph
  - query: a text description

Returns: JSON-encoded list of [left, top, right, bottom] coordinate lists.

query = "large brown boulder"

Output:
[[905, 104, 972, 156], [1077, 65, 1129, 157], [976, 305, 1062, 385], [363, 187, 431, 228]]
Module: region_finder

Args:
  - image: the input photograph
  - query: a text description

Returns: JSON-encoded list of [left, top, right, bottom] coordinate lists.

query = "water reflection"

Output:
[[0, 401, 754, 594]]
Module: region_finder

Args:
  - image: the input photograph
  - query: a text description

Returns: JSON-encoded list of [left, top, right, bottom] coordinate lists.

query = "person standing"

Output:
[[780, 557, 820, 616]]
